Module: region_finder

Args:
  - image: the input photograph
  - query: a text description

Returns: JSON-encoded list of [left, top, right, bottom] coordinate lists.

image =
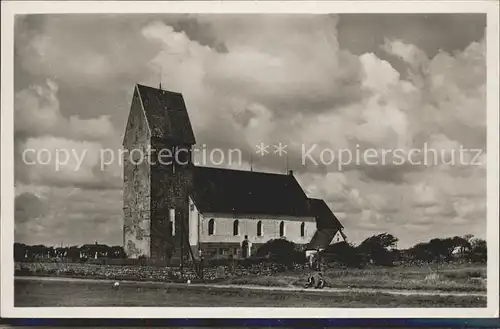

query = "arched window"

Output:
[[208, 218, 215, 236], [233, 220, 239, 236], [279, 221, 285, 237], [257, 221, 263, 237], [169, 208, 176, 236], [300, 222, 305, 237]]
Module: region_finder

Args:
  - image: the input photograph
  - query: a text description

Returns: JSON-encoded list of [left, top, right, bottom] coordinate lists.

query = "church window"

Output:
[[300, 222, 305, 237], [233, 220, 239, 236], [257, 221, 263, 236], [208, 218, 215, 235], [169, 208, 175, 236], [279, 221, 285, 237]]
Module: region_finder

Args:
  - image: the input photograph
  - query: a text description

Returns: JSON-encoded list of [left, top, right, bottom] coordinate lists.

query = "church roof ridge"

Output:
[[194, 164, 292, 177], [136, 83, 182, 95]]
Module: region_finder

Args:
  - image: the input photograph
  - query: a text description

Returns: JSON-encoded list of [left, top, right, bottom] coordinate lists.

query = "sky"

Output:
[[13, 14, 487, 248]]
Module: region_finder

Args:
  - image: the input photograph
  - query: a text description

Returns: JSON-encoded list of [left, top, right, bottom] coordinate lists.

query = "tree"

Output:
[[29, 245, 51, 259], [408, 242, 433, 262], [357, 233, 398, 266], [14, 243, 27, 262], [468, 238, 487, 263], [358, 233, 398, 250], [407, 236, 476, 265], [67, 246, 80, 261], [109, 246, 126, 259], [463, 234, 474, 242], [428, 237, 473, 262], [451, 236, 472, 256], [55, 247, 69, 258]]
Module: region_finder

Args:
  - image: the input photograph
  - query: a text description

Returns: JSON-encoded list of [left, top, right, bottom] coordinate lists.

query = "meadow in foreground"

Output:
[[15, 278, 486, 308], [222, 263, 487, 293]]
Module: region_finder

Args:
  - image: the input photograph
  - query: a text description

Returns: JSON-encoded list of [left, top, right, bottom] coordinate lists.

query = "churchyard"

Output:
[[14, 234, 487, 307]]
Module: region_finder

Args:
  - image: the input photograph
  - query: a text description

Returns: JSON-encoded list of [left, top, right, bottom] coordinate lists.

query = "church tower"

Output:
[[122, 84, 196, 261]]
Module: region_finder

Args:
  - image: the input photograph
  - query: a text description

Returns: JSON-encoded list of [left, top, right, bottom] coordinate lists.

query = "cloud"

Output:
[[412, 181, 441, 208], [382, 38, 429, 77], [15, 79, 116, 142], [13, 14, 487, 247], [454, 198, 486, 220], [18, 136, 121, 190], [15, 184, 123, 246], [15, 15, 157, 89], [15, 192, 48, 224], [14, 78, 122, 190], [383, 36, 486, 150]]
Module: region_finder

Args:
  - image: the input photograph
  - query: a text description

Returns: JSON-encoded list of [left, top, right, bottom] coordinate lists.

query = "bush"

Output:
[[323, 242, 366, 268], [207, 258, 237, 267], [255, 239, 304, 267]]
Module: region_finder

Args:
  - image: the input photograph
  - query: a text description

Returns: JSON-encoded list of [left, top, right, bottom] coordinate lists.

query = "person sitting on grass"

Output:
[[315, 272, 325, 289], [305, 272, 326, 289], [305, 273, 315, 288]]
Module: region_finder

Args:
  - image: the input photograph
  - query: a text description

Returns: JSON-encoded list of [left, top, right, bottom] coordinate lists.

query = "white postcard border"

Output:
[[1, 0, 499, 318]]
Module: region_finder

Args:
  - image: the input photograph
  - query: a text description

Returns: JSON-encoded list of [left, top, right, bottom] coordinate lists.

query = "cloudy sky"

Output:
[[14, 14, 487, 248]]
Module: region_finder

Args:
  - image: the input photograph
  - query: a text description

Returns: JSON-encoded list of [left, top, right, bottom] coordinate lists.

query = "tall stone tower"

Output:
[[122, 84, 196, 261]]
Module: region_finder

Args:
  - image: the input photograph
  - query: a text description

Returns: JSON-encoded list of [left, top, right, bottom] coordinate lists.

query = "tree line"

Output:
[[252, 233, 487, 268], [14, 233, 487, 267], [14, 242, 126, 262], [322, 233, 486, 267]]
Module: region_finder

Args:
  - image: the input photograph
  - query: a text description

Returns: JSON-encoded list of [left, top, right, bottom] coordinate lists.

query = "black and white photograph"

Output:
[[1, 0, 499, 318]]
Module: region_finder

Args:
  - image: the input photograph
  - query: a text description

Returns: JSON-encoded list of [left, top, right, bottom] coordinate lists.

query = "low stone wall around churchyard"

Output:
[[15, 262, 305, 283]]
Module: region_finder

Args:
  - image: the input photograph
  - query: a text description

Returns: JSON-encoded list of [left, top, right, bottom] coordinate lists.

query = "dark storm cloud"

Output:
[[358, 164, 418, 185], [167, 15, 228, 53], [337, 13, 486, 77], [15, 192, 47, 223]]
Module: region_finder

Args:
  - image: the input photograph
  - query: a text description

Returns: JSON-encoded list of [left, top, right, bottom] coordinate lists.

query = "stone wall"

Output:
[[123, 87, 151, 258], [15, 261, 303, 283], [123, 87, 196, 261], [149, 137, 194, 261]]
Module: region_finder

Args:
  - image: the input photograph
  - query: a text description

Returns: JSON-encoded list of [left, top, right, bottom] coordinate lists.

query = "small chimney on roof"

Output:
[[288, 170, 293, 176]]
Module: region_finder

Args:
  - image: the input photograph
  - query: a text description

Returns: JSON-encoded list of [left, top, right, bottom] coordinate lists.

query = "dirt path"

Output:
[[16, 276, 486, 298]]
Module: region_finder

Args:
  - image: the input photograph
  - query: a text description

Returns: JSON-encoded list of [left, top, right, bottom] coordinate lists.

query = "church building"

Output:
[[122, 84, 346, 261]]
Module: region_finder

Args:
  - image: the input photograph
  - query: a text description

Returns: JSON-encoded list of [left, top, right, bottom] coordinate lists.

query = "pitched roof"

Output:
[[192, 166, 312, 217], [309, 198, 343, 230], [80, 244, 108, 249], [307, 228, 338, 250], [136, 84, 196, 144]]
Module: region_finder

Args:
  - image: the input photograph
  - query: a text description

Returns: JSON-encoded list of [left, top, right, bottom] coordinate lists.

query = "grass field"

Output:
[[221, 264, 487, 292], [15, 278, 486, 308], [16, 262, 487, 293], [14, 262, 487, 307]]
